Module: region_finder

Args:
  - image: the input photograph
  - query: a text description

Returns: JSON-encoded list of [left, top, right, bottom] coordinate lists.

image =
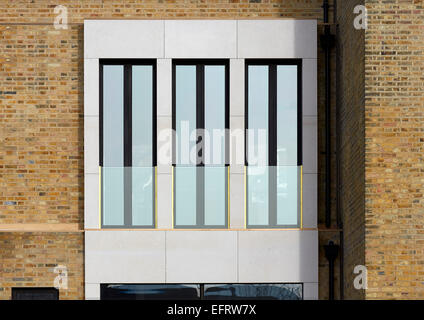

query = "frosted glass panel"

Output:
[[277, 66, 298, 166], [102, 167, 124, 226], [132, 65, 153, 167], [132, 167, 154, 226], [247, 66, 268, 166], [247, 66, 269, 226], [176, 65, 196, 165], [175, 167, 197, 226], [103, 65, 124, 167], [247, 166, 269, 226], [276, 166, 299, 226], [102, 65, 124, 226], [204, 167, 227, 226], [204, 65, 226, 165]]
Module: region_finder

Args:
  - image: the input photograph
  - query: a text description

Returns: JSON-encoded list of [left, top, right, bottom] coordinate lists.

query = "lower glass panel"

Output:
[[101, 284, 200, 300], [276, 166, 299, 226], [132, 167, 155, 226], [102, 167, 155, 228], [204, 167, 227, 226], [174, 166, 228, 228], [247, 166, 269, 226], [102, 167, 124, 226], [204, 284, 303, 300], [101, 284, 303, 300], [174, 166, 197, 226], [247, 166, 301, 228]]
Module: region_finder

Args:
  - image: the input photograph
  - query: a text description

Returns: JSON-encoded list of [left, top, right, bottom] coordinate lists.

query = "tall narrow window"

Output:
[[245, 60, 302, 228], [173, 60, 229, 228], [100, 60, 156, 228]]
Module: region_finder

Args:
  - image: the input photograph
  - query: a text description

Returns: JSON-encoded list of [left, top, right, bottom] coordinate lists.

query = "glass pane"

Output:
[[276, 166, 299, 226], [101, 284, 201, 300], [176, 65, 196, 166], [204, 167, 227, 226], [132, 167, 154, 226], [247, 166, 269, 226], [132, 65, 153, 167], [102, 167, 124, 226], [247, 65, 268, 166], [204, 65, 226, 165], [103, 65, 124, 167], [131, 66, 154, 226], [102, 65, 124, 226], [175, 167, 197, 226], [277, 65, 298, 166], [204, 284, 302, 300]]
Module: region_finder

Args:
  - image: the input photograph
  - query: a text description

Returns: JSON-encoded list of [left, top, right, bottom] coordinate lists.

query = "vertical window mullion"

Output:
[[297, 62, 303, 166], [269, 64, 277, 227], [99, 64, 104, 167], [152, 63, 157, 228], [124, 64, 132, 227], [99, 64, 104, 226], [152, 63, 157, 167], [197, 64, 205, 227]]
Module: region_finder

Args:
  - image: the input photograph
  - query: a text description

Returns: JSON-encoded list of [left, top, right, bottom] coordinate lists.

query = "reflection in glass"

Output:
[[204, 284, 302, 300], [101, 284, 201, 300]]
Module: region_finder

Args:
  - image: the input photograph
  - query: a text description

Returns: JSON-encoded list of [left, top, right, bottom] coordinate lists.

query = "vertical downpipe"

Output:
[[323, 0, 332, 229], [324, 241, 339, 300]]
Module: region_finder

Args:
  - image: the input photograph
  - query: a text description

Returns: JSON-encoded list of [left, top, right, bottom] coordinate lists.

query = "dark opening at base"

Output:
[[100, 283, 303, 300]]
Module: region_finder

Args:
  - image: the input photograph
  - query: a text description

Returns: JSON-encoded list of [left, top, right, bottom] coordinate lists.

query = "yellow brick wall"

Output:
[[365, 0, 424, 299], [0, 0, 335, 300], [0, 232, 84, 300]]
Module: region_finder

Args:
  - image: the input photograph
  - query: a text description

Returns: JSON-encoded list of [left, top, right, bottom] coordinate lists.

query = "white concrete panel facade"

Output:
[[85, 231, 166, 283], [166, 231, 238, 283], [237, 20, 317, 59], [238, 230, 318, 283], [84, 20, 164, 59], [84, 19, 318, 300], [164, 20, 237, 58]]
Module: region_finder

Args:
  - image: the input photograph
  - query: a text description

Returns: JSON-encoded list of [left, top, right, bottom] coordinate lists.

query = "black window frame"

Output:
[[172, 59, 230, 229], [99, 59, 157, 229], [245, 59, 303, 229], [100, 283, 303, 300], [12, 287, 59, 300]]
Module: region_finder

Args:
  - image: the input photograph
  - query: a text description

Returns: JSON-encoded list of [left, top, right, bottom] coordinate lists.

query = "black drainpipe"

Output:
[[321, 0, 339, 300], [321, 0, 334, 229], [324, 241, 339, 300]]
